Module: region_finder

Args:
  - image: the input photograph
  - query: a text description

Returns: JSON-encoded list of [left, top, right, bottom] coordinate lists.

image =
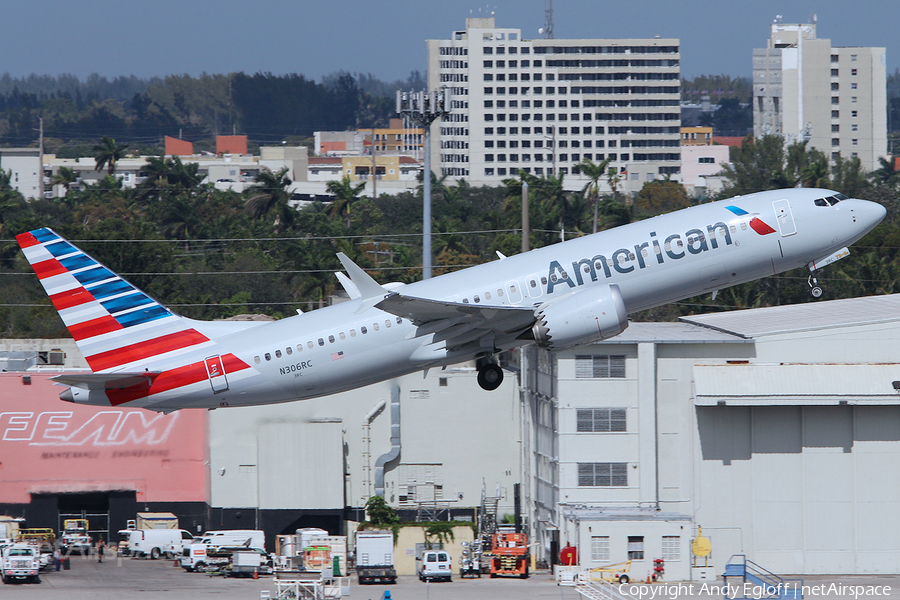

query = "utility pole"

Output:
[[396, 89, 451, 279], [521, 181, 530, 253], [38, 118, 44, 199]]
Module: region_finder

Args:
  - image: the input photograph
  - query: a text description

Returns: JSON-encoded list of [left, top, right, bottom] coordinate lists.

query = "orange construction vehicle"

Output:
[[489, 532, 529, 579]]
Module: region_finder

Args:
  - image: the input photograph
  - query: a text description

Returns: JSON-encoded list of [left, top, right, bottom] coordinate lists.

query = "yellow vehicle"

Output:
[[16, 529, 55, 544], [60, 520, 91, 554], [588, 560, 632, 584]]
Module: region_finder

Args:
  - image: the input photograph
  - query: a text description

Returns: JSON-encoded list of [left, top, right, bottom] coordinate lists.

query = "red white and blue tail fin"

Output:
[[16, 228, 213, 373]]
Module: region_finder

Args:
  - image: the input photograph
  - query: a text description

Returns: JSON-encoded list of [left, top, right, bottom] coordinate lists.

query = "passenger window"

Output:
[[296, 344, 303, 352], [373, 322, 380, 331], [530, 279, 537, 288], [641, 248, 648, 258], [265, 353, 271, 361], [730, 226, 737, 234], [307, 341, 314, 349], [385, 319, 391, 328], [474, 295, 481, 303], [318, 338, 325, 346], [463, 298, 469, 303], [339, 332, 346, 340], [286, 346, 292, 355], [350, 329, 356, 337], [741, 221, 748, 230], [328, 335, 335, 343], [541, 277, 548, 285], [497, 289, 504, 297], [396, 317, 402, 324], [275, 350, 282, 358], [485, 292, 491, 300], [254, 356, 260, 364], [510, 284, 517, 294], [361, 326, 368, 334]]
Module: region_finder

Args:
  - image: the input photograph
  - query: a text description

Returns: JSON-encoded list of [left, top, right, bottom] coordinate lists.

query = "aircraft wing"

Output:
[[376, 294, 536, 351], [51, 372, 160, 391]]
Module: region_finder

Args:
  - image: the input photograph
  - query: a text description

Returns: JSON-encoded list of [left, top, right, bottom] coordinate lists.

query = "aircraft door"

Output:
[[204, 355, 229, 393], [773, 199, 797, 236], [506, 280, 524, 304]]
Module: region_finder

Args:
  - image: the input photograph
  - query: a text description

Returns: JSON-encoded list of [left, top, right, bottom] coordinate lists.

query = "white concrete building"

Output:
[[526, 294, 900, 579], [0, 148, 42, 199], [680, 144, 730, 197], [752, 22, 887, 171], [427, 18, 681, 194]]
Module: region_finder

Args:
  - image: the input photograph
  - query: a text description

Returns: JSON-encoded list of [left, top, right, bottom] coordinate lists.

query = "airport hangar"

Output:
[[1, 293, 900, 577]]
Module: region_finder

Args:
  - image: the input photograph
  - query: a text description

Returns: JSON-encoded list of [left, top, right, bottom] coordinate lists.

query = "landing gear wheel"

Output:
[[477, 363, 504, 391], [808, 274, 824, 299]]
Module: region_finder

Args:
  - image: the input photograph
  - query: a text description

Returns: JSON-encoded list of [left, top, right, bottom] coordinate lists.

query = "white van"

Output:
[[417, 549, 452, 582], [180, 530, 265, 571], [129, 529, 194, 559]]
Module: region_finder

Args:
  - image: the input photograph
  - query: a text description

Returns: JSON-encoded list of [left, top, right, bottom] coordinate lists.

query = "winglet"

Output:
[[336, 253, 389, 301], [335, 271, 361, 299]]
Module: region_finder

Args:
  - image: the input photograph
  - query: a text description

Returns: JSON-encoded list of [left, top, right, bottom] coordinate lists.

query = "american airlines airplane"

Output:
[[16, 188, 885, 412]]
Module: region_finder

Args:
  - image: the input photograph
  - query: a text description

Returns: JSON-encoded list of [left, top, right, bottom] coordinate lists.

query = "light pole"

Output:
[[396, 89, 451, 279]]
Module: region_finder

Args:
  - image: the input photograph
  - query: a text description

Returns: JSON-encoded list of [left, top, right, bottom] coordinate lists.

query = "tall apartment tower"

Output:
[[753, 22, 887, 171], [426, 18, 681, 193]]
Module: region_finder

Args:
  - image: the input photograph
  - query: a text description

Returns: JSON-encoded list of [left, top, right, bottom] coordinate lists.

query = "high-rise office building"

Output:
[[426, 18, 681, 192], [753, 22, 887, 171]]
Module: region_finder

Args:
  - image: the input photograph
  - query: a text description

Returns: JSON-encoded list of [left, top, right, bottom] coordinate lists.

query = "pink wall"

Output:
[[0, 373, 208, 504]]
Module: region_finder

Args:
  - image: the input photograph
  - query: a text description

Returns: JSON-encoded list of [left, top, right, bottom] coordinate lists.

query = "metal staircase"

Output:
[[723, 555, 803, 599], [573, 573, 634, 600]]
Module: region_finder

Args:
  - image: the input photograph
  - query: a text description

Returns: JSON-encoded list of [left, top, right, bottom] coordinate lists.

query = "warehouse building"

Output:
[[529, 294, 900, 579], [0, 337, 521, 549]]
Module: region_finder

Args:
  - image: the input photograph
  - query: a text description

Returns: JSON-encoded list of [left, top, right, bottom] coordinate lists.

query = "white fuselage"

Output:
[[64, 189, 886, 411]]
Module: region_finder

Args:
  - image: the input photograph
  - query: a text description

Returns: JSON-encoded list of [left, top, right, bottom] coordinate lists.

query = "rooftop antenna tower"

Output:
[[543, 0, 554, 39]]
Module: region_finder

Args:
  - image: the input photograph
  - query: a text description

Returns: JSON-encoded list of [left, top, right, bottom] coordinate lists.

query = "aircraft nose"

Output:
[[854, 199, 887, 231]]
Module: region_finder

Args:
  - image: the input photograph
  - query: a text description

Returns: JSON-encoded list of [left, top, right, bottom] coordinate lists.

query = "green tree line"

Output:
[[0, 135, 898, 338], [0, 70, 426, 152]]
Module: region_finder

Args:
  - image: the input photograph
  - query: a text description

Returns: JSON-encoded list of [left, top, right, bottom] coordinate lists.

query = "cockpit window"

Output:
[[814, 194, 847, 207]]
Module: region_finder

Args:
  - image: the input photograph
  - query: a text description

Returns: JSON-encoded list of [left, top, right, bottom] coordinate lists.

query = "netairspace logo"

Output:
[[618, 582, 892, 599]]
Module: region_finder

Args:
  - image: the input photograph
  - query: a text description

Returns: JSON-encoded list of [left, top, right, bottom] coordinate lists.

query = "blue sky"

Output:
[[1, 0, 896, 82]]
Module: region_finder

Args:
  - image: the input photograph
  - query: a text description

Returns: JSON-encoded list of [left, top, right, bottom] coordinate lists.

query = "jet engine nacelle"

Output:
[[532, 284, 628, 350]]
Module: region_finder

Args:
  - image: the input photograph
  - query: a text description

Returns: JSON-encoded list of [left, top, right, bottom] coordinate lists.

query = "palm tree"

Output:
[[577, 157, 613, 233], [93, 136, 129, 175], [606, 167, 622, 204], [244, 167, 293, 231], [325, 176, 367, 227], [870, 157, 899, 188], [50, 167, 78, 196]]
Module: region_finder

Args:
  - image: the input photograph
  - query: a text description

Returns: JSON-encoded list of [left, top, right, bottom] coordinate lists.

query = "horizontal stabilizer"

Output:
[[52, 372, 160, 391]]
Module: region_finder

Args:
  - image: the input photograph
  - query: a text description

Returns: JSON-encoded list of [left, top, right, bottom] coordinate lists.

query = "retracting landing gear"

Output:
[[808, 273, 824, 299], [476, 356, 504, 391]]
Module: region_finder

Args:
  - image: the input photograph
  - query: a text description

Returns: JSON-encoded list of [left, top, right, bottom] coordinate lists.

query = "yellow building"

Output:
[[680, 127, 714, 146], [340, 155, 420, 181], [358, 118, 424, 154]]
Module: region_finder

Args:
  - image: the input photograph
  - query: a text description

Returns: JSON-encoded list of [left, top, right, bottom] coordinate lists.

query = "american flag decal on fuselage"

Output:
[[16, 228, 251, 406]]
